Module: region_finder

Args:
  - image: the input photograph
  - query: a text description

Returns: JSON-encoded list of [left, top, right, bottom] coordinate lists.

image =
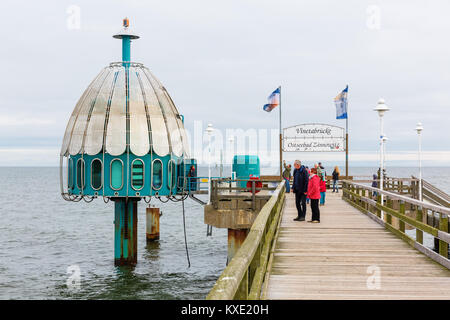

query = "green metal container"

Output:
[[232, 155, 260, 188]]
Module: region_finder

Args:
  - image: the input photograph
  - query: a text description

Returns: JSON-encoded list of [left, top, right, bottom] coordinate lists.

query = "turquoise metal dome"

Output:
[[59, 18, 197, 266], [60, 20, 192, 202]]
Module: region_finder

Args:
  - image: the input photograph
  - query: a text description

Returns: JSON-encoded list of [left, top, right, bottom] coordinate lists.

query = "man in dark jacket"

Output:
[[292, 160, 309, 221]]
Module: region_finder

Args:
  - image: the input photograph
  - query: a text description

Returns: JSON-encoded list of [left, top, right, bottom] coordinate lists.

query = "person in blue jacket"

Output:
[[292, 160, 309, 221]]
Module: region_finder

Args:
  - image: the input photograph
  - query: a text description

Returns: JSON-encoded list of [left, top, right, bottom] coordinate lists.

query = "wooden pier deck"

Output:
[[264, 191, 450, 300]]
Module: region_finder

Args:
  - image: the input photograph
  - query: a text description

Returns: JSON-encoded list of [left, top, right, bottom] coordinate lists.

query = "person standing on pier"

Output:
[[307, 167, 321, 223], [332, 166, 340, 193], [305, 166, 310, 204], [319, 176, 326, 206], [188, 165, 196, 191], [315, 163, 322, 178], [318, 163, 326, 205], [372, 174, 378, 199], [282, 161, 292, 193], [292, 160, 309, 221]]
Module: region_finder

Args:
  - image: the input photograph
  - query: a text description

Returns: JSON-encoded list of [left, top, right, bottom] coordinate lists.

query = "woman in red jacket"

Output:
[[307, 168, 321, 223]]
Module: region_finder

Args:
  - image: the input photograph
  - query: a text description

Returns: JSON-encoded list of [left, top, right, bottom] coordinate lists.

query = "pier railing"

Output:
[[342, 181, 450, 268], [411, 175, 450, 207], [206, 181, 285, 300], [384, 177, 418, 195], [210, 178, 278, 211]]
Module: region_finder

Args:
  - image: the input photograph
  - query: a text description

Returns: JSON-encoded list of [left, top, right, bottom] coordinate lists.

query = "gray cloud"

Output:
[[0, 0, 449, 166]]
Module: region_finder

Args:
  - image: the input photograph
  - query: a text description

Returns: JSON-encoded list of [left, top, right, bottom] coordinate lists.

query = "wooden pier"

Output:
[[206, 177, 450, 300], [263, 191, 450, 299]]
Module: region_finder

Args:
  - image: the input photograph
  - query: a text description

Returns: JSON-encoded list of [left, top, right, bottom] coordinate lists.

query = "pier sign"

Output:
[[283, 123, 345, 152]]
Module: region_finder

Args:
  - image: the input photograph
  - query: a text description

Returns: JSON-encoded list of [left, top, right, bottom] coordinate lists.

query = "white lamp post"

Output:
[[415, 122, 423, 201], [206, 123, 214, 204], [382, 136, 388, 169], [374, 98, 390, 214], [229, 136, 235, 179]]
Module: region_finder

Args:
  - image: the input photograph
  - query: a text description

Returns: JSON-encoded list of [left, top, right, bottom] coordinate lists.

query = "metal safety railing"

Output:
[[342, 180, 450, 269], [177, 176, 224, 194], [206, 182, 285, 300], [210, 178, 279, 211]]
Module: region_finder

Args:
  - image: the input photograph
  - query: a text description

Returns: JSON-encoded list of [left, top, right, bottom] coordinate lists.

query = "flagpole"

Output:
[[345, 85, 349, 178], [279, 86, 283, 179], [346, 116, 348, 178]]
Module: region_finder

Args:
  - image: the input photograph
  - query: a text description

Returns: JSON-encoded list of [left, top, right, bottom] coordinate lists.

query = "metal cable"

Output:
[[182, 196, 191, 268]]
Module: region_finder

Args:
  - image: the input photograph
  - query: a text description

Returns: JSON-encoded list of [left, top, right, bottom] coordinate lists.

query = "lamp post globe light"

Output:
[[415, 122, 424, 201], [206, 123, 214, 203], [374, 98, 390, 215]]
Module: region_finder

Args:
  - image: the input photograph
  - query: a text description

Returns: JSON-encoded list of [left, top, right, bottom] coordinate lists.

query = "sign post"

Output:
[[346, 117, 349, 177], [279, 87, 282, 179], [283, 124, 346, 153]]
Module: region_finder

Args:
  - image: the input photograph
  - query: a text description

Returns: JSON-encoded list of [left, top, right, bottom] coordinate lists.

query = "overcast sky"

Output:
[[1, 0, 449, 167]]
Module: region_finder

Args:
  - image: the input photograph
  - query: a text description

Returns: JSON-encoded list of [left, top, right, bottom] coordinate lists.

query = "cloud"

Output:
[[0, 115, 55, 126], [0, 1, 449, 166]]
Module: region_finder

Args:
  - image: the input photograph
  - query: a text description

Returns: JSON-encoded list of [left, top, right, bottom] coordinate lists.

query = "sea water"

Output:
[[0, 166, 448, 299]]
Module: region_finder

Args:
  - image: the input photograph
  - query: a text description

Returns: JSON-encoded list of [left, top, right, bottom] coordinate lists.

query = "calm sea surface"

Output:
[[0, 166, 449, 299]]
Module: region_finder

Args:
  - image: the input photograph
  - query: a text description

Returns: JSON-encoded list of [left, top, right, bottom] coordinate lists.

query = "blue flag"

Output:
[[334, 86, 348, 119]]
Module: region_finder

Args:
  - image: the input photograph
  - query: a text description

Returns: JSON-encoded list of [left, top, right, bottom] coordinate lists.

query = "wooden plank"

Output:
[[207, 182, 285, 300], [263, 191, 450, 300]]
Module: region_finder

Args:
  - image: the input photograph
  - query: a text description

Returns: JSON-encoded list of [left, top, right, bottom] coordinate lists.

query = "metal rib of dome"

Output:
[[60, 62, 190, 158]]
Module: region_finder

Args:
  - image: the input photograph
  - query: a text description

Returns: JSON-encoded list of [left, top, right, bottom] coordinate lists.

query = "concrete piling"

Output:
[[227, 229, 248, 263], [114, 199, 138, 266]]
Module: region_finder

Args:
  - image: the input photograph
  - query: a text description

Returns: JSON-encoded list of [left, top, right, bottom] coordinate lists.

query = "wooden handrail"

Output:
[[342, 180, 450, 269], [206, 182, 285, 300], [411, 175, 450, 205], [344, 180, 450, 215], [211, 178, 281, 210]]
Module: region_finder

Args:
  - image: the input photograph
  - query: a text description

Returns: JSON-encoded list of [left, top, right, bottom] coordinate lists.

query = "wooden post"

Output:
[[356, 187, 360, 207], [252, 180, 256, 211], [235, 270, 249, 299], [213, 180, 219, 209], [249, 242, 261, 289], [399, 202, 405, 233], [146, 207, 160, 241], [376, 194, 382, 218], [361, 189, 366, 210], [439, 213, 449, 258], [416, 208, 423, 244], [386, 198, 392, 225]]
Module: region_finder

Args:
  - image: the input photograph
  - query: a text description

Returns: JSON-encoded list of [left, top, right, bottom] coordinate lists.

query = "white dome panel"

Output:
[[139, 69, 170, 157], [69, 69, 109, 155], [84, 68, 116, 155], [61, 70, 107, 156], [144, 69, 183, 157], [129, 69, 150, 156], [105, 69, 127, 156], [61, 63, 190, 158]]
